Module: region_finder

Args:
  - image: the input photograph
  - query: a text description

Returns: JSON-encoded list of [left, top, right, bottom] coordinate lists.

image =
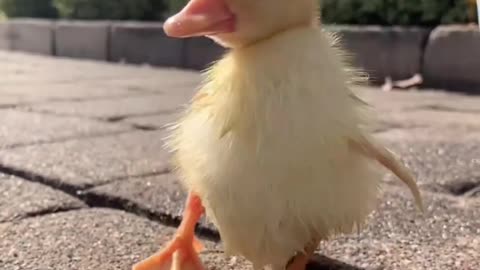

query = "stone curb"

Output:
[[0, 19, 479, 92], [7, 19, 55, 55], [55, 20, 110, 61], [423, 24, 480, 92], [326, 25, 430, 83]]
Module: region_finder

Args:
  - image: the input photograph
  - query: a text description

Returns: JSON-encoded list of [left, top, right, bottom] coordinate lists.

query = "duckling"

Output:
[[133, 0, 424, 269]]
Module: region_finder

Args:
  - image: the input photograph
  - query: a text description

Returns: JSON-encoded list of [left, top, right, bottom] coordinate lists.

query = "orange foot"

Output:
[[133, 193, 205, 270], [286, 241, 318, 270]]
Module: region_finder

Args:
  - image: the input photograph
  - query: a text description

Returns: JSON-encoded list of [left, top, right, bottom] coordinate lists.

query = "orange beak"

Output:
[[164, 0, 236, 38]]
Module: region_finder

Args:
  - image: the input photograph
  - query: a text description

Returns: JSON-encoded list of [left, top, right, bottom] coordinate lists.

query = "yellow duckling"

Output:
[[133, 0, 423, 269]]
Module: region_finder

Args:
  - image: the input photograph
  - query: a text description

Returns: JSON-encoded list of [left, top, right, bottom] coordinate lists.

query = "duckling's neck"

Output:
[[224, 25, 331, 77]]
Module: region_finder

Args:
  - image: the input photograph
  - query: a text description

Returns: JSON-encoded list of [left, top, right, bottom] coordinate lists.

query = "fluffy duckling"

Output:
[[133, 0, 423, 269]]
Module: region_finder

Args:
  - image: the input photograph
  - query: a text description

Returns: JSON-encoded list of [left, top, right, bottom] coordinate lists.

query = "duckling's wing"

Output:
[[349, 136, 424, 212]]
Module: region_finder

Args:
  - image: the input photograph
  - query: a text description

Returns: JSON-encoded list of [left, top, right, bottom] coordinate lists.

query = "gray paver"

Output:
[[0, 51, 198, 86], [357, 87, 480, 113], [0, 209, 216, 270], [321, 187, 480, 270], [0, 109, 129, 148], [0, 51, 479, 270], [379, 134, 480, 194], [0, 82, 136, 102], [0, 130, 171, 189], [88, 174, 215, 231], [124, 111, 183, 129], [28, 94, 185, 119], [0, 174, 86, 222]]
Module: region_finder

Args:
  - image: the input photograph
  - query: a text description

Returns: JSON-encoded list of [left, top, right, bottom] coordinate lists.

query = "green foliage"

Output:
[[0, 0, 58, 18], [166, 0, 188, 16], [321, 0, 475, 26], [52, 0, 166, 20], [0, 0, 476, 25]]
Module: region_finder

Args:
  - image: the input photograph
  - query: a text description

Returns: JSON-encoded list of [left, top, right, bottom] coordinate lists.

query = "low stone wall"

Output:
[[8, 19, 54, 55], [423, 25, 480, 92], [327, 25, 430, 82], [55, 21, 110, 61], [0, 19, 479, 93]]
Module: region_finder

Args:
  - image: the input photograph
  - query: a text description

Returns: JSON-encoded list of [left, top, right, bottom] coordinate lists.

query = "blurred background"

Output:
[[0, 0, 477, 25], [0, 0, 479, 93]]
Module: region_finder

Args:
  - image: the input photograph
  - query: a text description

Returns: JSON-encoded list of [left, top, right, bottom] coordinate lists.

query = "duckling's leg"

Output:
[[285, 241, 318, 270], [133, 193, 205, 270]]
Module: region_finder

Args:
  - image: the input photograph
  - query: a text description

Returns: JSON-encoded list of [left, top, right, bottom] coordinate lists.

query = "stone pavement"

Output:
[[0, 51, 479, 270]]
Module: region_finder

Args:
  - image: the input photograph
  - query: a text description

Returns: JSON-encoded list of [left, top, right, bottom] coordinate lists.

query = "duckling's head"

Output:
[[164, 0, 319, 48]]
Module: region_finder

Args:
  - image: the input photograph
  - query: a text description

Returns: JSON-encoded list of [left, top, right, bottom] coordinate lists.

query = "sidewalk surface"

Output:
[[0, 51, 479, 270]]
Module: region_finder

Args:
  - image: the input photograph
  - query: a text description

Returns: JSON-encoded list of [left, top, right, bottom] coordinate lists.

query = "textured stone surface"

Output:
[[357, 86, 480, 113], [327, 26, 429, 82], [110, 22, 184, 67], [9, 19, 54, 55], [0, 109, 128, 148], [0, 209, 216, 270], [0, 130, 171, 189], [0, 174, 86, 222], [0, 81, 136, 103], [321, 187, 480, 270], [28, 93, 183, 119], [423, 25, 480, 93], [377, 129, 480, 195], [124, 111, 183, 129], [55, 21, 110, 60], [0, 51, 479, 270], [87, 174, 216, 231], [0, 51, 198, 85]]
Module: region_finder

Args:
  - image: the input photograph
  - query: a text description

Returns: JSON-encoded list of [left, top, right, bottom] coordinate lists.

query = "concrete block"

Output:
[[423, 25, 480, 93], [110, 22, 183, 67], [9, 19, 54, 55], [0, 21, 11, 50], [327, 26, 430, 83], [55, 20, 110, 60], [184, 37, 225, 70]]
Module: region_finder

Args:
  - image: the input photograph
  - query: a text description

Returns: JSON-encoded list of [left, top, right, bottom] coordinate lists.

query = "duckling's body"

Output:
[[170, 26, 380, 268], [133, 1, 422, 269]]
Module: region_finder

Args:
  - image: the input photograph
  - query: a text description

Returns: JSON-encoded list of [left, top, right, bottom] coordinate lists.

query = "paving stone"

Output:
[[376, 130, 480, 195], [0, 82, 136, 102], [357, 87, 480, 113], [0, 174, 86, 222], [0, 51, 198, 85], [0, 208, 216, 270], [393, 139, 479, 194], [321, 187, 480, 270], [0, 130, 171, 189], [124, 111, 182, 129], [0, 109, 129, 148], [375, 109, 480, 132], [87, 174, 216, 231], [28, 94, 186, 119]]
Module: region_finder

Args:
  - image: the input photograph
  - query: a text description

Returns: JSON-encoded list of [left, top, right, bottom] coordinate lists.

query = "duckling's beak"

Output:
[[164, 0, 236, 38]]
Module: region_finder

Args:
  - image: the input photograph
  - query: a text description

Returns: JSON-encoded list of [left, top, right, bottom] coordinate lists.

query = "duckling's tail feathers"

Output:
[[349, 136, 424, 212]]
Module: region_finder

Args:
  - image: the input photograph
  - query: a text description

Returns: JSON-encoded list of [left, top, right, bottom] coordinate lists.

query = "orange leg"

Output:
[[286, 241, 318, 270], [133, 193, 205, 270]]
